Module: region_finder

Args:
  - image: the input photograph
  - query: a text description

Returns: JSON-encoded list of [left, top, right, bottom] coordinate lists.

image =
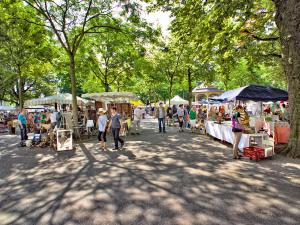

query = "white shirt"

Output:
[[98, 115, 108, 132], [50, 112, 57, 123], [158, 108, 164, 118], [134, 108, 143, 121], [177, 108, 184, 117]]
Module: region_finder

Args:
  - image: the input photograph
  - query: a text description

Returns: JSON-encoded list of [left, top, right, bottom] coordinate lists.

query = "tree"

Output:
[[21, 0, 124, 128], [147, 0, 300, 158], [81, 30, 141, 92], [272, 0, 300, 157], [152, 44, 183, 105], [0, 1, 56, 107]]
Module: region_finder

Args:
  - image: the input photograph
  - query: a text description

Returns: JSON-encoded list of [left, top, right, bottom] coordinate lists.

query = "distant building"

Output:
[[192, 83, 224, 102]]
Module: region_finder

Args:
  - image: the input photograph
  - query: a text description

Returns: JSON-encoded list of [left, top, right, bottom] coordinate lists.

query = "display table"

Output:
[[205, 121, 269, 151]]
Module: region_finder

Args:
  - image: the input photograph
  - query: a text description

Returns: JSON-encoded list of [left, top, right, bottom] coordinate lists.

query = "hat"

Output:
[[98, 108, 106, 113]]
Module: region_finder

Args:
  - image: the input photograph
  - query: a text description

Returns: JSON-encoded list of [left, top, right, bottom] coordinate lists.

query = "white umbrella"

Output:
[[170, 95, 189, 105]]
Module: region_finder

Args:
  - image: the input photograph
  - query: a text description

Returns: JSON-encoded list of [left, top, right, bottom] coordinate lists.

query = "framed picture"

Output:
[[57, 129, 72, 151]]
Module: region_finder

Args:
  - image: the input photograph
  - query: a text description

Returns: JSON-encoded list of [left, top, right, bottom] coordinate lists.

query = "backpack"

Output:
[[231, 113, 243, 132]]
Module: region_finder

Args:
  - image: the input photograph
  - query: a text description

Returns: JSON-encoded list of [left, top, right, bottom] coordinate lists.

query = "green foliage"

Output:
[[0, 0, 289, 107], [0, 1, 57, 106]]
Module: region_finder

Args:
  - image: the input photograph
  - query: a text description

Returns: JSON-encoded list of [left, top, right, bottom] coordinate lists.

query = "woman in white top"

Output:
[[97, 108, 108, 150]]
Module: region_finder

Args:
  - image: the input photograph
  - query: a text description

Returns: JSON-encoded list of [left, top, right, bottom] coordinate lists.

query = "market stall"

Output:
[[206, 121, 271, 151], [207, 85, 289, 151], [82, 92, 137, 118], [24, 93, 92, 108], [0, 106, 17, 133], [170, 95, 188, 105]]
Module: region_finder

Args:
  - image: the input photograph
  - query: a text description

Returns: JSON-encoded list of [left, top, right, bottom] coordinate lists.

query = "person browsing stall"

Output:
[[18, 108, 28, 144], [232, 105, 244, 160], [189, 106, 197, 133], [177, 104, 184, 132]]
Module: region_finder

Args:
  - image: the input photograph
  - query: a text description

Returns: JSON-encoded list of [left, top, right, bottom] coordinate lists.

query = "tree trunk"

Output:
[[273, 0, 300, 158], [69, 54, 79, 132], [104, 83, 110, 92], [187, 67, 193, 107], [168, 74, 174, 106], [18, 71, 24, 108], [104, 75, 109, 92]]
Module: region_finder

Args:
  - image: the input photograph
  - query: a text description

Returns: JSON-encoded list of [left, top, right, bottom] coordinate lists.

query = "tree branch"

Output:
[[261, 53, 282, 58], [241, 29, 279, 41], [92, 69, 104, 83]]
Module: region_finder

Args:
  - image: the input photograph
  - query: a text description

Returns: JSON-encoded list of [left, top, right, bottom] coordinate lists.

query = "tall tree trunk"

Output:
[[187, 67, 193, 106], [104, 84, 109, 92], [273, 0, 300, 158], [69, 54, 79, 130], [18, 68, 24, 108], [168, 74, 174, 106], [104, 75, 109, 92]]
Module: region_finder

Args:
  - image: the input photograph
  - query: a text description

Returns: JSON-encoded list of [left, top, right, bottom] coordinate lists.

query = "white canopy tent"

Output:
[[24, 93, 92, 106], [82, 92, 137, 103], [170, 95, 188, 105], [0, 105, 16, 111]]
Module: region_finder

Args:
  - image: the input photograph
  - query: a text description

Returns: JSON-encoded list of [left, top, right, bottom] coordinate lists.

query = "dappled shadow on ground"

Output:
[[0, 119, 300, 225]]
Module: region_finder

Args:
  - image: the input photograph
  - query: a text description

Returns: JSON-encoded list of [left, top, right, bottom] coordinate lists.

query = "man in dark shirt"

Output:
[[108, 107, 124, 150]]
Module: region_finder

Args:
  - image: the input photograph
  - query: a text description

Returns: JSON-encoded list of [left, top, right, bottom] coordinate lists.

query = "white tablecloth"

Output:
[[205, 121, 268, 151]]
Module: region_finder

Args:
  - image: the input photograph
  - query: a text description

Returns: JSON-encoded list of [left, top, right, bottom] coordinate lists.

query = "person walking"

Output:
[[184, 105, 190, 128], [172, 105, 178, 125], [166, 106, 173, 126], [177, 104, 184, 132], [18, 108, 28, 145], [97, 108, 108, 150], [33, 111, 40, 129], [132, 106, 143, 135], [155, 102, 166, 133], [232, 105, 244, 159], [50, 110, 58, 129], [108, 107, 124, 150], [189, 106, 197, 133]]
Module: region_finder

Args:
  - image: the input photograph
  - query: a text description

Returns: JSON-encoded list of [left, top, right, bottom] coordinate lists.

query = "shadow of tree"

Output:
[[0, 120, 299, 225]]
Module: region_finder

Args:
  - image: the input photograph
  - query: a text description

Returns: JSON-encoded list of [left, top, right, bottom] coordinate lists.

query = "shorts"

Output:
[[190, 119, 196, 128], [98, 131, 107, 142]]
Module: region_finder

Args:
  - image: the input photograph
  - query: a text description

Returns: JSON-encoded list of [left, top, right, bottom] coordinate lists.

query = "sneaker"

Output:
[[113, 147, 119, 150], [136, 133, 141, 135]]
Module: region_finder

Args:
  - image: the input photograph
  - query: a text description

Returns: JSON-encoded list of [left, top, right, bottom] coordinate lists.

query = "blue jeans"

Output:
[[20, 125, 28, 141], [158, 118, 165, 132], [112, 128, 124, 148]]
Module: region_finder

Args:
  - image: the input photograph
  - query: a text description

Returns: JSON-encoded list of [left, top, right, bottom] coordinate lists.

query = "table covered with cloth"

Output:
[[205, 121, 268, 151]]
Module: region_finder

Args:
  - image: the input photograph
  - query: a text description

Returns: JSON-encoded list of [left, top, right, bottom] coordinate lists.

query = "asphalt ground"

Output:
[[0, 118, 299, 225]]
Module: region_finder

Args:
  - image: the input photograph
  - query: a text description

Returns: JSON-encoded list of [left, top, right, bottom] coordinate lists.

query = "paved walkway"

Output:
[[0, 118, 300, 225]]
